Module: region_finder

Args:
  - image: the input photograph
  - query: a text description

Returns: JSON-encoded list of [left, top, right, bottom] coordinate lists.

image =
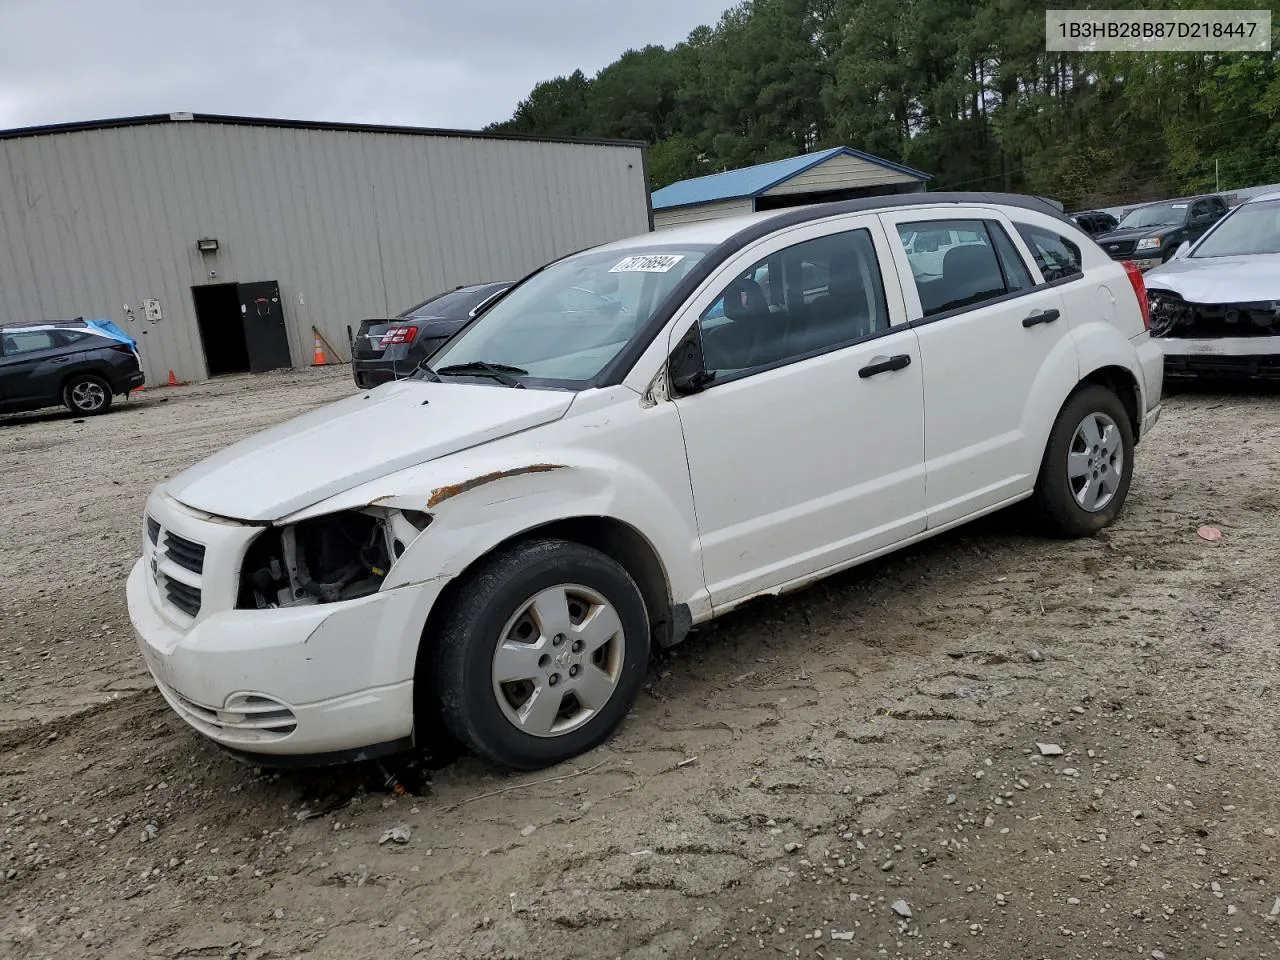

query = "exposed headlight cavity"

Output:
[[238, 508, 430, 609]]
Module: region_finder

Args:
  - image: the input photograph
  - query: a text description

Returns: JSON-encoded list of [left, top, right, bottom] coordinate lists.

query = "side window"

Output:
[[1191, 200, 1209, 221], [987, 223, 1033, 292], [54, 329, 90, 346], [1013, 223, 1083, 283], [2, 330, 57, 354], [1212, 197, 1227, 216], [897, 218, 1020, 317], [699, 228, 890, 376]]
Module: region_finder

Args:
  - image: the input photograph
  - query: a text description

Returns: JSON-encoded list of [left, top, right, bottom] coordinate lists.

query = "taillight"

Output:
[[1122, 261, 1151, 331], [109, 343, 135, 354], [382, 326, 418, 345]]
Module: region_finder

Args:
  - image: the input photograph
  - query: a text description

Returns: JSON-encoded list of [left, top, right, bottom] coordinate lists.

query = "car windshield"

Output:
[[1191, 199, 1280, 258], [423, 246, 710, 385], [1119, 202, 1186, 229]]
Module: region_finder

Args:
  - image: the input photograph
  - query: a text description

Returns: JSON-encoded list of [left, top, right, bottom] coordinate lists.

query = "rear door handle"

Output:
[[1022, 308, 1061, 328], [858, 354, 911, 378]]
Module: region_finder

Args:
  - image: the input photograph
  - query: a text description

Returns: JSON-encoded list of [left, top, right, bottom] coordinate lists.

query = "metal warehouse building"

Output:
[[651, 146, 930, 229], [0, 113, 651, 385]]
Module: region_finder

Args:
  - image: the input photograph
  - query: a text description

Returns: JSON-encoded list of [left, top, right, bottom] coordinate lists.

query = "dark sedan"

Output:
[[1, 319, 144, 416], [351, 282, 511, 389]]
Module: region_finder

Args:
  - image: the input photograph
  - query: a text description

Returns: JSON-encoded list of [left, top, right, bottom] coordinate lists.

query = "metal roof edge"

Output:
[[0, 112, 648, 149]]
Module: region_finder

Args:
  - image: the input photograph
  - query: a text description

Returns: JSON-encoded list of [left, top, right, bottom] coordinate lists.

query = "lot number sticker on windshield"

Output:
[[610, 254, 685, 273]]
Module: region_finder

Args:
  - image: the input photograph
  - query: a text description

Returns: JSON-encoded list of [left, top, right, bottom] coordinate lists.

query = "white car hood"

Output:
[[165, 380, 575, 522], [1145, 253, 1280, 303]]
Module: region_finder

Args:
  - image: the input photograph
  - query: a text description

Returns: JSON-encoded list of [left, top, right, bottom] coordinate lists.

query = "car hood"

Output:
[[1144, 253, 1280, 304], [165, 380, 575, 522], [1095, 226, 1171, 244]]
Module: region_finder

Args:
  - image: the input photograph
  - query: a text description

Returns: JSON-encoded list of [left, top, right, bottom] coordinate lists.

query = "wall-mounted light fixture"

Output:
[[197, 237, 219, 254]]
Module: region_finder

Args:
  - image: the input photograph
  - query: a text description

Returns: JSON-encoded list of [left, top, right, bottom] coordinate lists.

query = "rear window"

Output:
[[400, 285, 504, 319], [897, 219, 1027, 317]]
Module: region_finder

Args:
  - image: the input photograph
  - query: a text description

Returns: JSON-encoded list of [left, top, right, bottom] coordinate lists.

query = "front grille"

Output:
[[164, 577, 202, 618], [164, 532, 205, 574], [146, 515, 160, 545], [1102, 240, 1137, 258]]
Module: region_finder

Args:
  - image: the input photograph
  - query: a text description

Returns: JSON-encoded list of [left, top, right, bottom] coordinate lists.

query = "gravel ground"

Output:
[[2, 369, 1279, 960]]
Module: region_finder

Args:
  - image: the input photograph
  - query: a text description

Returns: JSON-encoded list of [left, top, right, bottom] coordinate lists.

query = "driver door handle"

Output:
[[858, 354, 911, 379], [1022, 308, 1061, 328]]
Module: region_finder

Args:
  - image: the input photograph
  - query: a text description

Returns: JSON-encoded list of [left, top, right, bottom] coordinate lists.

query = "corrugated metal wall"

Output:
[[0, 120, 650, 384]]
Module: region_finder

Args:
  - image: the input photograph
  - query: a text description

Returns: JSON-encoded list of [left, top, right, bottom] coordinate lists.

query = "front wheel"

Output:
[[432, 539, 650, 771], [1032, 385, 1135, 537], [63, 374, 113, 415]]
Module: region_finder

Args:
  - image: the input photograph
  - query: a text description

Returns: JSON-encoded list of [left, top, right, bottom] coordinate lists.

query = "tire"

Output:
[[63, 374, 113, 415], [1032, 384, 1135, 537], [432, 539, 650, 771]]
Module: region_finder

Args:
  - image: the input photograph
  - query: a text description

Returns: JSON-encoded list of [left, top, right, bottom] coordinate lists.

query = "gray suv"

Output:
[[0, 319, 145, 416]]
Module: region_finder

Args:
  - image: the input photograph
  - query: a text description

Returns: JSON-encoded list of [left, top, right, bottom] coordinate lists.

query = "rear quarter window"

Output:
[[1013, 224, 1083, 283]]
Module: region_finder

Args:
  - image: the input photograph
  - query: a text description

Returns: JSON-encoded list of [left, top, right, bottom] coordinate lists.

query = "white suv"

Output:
[[128, 193, 1163, 771]]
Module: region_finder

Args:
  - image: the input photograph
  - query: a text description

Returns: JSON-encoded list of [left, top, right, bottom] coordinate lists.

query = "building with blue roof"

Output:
[[651, 146, 931, 229]]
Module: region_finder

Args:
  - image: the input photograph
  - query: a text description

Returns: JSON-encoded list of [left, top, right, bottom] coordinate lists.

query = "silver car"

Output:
[[1144, 191, 1280, 377]]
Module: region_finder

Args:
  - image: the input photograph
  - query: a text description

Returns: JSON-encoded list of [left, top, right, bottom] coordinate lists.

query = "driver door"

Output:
[[668, 216, 927, 610]]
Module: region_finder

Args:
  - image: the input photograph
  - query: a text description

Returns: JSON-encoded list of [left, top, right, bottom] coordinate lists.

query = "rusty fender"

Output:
[[425, 464, 566, 509]]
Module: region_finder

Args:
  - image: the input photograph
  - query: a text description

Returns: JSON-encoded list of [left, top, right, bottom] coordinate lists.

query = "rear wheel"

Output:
[[1032, 385, 1134, 537], [432, 539, 650, 771], [63, 374, 113, 415]]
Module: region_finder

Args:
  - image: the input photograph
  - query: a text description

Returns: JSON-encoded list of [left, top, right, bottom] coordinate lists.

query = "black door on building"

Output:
[[237, 281, 292, 373]]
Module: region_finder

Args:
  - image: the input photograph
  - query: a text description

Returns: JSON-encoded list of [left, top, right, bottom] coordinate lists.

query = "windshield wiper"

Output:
[[436, 361, 528, 387]]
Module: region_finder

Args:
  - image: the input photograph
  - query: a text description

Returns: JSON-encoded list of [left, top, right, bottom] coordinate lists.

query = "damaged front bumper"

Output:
[[1159, 334, 1280, 377], [127, 492, 445, 761]]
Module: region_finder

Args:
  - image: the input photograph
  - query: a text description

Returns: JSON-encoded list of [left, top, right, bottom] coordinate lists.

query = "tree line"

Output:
[[488, 0, 1280, 210]]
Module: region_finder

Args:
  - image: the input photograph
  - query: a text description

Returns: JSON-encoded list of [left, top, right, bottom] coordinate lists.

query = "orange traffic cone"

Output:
[[167, 369, 180, 387], [312, 330, 329, 366]]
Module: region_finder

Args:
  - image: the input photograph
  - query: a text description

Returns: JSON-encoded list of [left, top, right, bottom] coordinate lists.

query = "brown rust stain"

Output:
[[426, 464, 566, 509]]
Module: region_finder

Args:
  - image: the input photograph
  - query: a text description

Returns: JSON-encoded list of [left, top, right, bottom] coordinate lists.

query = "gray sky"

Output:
[[0, 0, 731, 131]]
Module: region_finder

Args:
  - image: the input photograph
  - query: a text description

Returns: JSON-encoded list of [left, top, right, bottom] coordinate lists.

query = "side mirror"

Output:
[[1173, 241, 1191, 260], [669, 329, 715, 394]]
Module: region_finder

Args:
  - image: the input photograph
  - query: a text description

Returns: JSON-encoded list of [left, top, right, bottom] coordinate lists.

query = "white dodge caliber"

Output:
[[128, 193, 1164, 771]]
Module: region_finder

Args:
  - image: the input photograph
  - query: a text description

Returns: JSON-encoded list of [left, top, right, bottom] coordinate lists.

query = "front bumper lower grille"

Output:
[[156, 682, 298, 743]]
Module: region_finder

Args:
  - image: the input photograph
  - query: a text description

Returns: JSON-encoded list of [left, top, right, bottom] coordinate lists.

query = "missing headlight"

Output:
[[239, 510, 394, 609]]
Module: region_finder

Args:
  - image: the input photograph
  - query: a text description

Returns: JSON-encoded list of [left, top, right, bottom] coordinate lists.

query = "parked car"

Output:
[[1144, 190, 1280, 377], [127, 192, 1162, 771], [1, 318, 144, 416], [1069, 210, 1119, 236], [1094, 195, 1228, 271], [351, 282, 511, 388]]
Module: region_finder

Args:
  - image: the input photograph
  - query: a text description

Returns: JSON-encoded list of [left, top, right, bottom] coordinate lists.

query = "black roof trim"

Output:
[[0, 112, 647, 149], [594, 191, 1074, 387]]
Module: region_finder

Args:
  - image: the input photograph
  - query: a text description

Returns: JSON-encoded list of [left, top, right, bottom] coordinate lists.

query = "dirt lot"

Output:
[[2, 369, 1279, 960]]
